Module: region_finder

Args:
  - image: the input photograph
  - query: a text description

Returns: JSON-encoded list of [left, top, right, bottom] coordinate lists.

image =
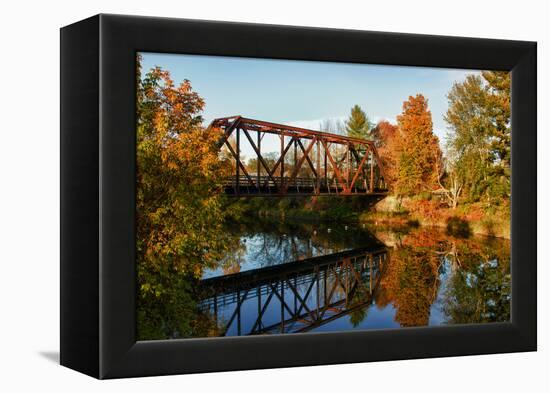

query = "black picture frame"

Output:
[[60, 14, 537, 379]]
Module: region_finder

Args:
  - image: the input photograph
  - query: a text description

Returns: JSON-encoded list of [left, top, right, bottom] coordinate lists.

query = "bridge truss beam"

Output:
[[210, 116, 388, 197]]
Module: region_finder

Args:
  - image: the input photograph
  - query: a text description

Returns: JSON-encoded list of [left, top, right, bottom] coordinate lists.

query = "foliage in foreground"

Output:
[[136, 57, 229, 339]]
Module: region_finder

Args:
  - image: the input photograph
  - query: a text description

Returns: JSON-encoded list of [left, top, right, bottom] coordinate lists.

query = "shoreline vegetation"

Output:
[[225, 195, 510, 239], [222, 71, 511, 240]]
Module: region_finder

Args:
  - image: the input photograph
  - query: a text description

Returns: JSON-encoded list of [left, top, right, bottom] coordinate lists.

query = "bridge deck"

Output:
[[222, 175, 387, 197]]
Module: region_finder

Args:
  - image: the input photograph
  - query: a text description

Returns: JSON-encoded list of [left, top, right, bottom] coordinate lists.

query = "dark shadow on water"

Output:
[[446, 216, 471, 238], [38, 351, 59, 364]]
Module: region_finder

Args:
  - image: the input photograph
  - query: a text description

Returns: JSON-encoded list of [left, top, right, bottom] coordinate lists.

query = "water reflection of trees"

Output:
[[139, 220, 510, 339], [348, 284, 372, 327], [137, 263, 224, 340], [374, 228, 510, 327], [441, 239, 510, 324], [218, 217, 384, 271], [203, 224, 511, 335]]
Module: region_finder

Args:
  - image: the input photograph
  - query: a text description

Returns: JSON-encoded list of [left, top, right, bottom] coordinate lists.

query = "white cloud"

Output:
[[283, 115, 347, 132]]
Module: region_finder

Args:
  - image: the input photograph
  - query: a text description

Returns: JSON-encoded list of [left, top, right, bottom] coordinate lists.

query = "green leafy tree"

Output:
[[482, 71, 511, 168], [444, 72, 510, 204], [345, 105, 373, 140]]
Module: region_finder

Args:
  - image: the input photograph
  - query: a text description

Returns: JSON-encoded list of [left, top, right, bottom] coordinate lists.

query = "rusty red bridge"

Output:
[[211, 116, 388, 197]]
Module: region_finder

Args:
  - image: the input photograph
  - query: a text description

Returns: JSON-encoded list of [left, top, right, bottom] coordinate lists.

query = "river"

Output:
[[197, 218, 511, 337]]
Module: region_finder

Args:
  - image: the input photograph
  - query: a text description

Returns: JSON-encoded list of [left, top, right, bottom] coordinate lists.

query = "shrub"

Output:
[[446, 216, 472, 238]]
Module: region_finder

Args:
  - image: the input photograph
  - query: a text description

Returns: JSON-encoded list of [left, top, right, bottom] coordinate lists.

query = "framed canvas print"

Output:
[[60, 14, 536, 379]]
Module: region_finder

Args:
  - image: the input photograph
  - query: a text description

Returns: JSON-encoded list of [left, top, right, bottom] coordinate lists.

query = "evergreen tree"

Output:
[[482, 71, 511, 169], [345, 105, 373, 140]]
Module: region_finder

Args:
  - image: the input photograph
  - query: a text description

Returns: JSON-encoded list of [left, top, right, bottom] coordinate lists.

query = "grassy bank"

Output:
[[360, 196, 510, 239], [224, 194, 510, 239], [224, 195, 376, 222]]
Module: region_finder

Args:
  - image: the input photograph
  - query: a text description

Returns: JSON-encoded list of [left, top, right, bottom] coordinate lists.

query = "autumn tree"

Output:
[[345, 105, 373, 140], [136, 57, 230, 339], [137, 64, 230, 276], [371, 120, 399, 190], [444, 72, 510, 204], [394, 95, 441, 196]]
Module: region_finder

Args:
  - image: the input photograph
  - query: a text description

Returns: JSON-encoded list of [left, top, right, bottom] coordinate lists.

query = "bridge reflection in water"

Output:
[[198, 247, 389, 336]]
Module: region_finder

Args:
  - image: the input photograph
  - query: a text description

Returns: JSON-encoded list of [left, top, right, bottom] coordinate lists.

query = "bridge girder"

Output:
[[210, 116, 388, 197]]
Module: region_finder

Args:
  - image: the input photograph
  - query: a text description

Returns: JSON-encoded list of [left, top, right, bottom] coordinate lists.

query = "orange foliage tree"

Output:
[[394, 95, 442, 197], [371, 120, 400, 191], [136, 58, 230, 339], [137, 65, 230, 277]]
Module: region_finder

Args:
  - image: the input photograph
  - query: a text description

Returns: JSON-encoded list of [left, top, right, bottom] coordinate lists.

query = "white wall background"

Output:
[[0, 0, 546, 390]]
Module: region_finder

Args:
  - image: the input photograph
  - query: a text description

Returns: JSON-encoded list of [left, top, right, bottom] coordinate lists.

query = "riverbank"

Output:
[[361, 196, 510, 239], [224, 195, 510, 239]]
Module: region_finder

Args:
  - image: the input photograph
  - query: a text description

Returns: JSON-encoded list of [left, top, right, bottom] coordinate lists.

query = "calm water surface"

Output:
[[197, 219, 511, 336]]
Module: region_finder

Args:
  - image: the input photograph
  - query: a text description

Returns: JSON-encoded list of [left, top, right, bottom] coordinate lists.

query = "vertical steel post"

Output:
[[323, 268, 327, 305], [316, 138, 321, 194], [237, 290, 241, 335], [294, 276, 297, 313], [344, 259, 349, 306], [257, 130, 261, 190], [294, 139, 297, 168], [280, 282, 285, 333], [257, 286, 261, 333], [346, 143, 350, 192], [280, 134, 285, 190], [324, 143, 328, 192], [294, 138, 297, 192], [236, 127, 240, 196], [315, 267, 320, 319], [370, 148, 375, 192]]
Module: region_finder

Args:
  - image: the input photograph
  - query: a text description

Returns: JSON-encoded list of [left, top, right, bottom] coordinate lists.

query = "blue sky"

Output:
[[140, 52, 479, 158]]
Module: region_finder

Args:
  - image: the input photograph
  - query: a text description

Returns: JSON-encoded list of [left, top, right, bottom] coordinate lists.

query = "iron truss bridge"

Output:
[[210, 116, 388, 197], [198, 246, 389, 336]]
